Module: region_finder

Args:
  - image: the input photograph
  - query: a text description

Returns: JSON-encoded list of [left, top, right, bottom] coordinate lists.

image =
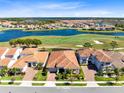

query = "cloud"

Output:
[[36, 2, 87, 10], [0, 1, 123, 17]]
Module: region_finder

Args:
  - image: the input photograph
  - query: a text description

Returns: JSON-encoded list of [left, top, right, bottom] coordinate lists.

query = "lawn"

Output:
[[33, 70, 47, 81], [0, 75, 23, 80], [13, 34, 124, 49], [95, 76, 115, 81], [1, 34, 124, 49], [56, 83, 86, 86], [95, 75, 124, 81], [0, 82, 21, 85], [32, 83, 45, 86], [98, 83, 124, 86]]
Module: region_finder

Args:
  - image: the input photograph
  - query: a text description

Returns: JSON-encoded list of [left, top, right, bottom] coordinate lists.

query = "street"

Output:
[[0, 86, 124, 93]]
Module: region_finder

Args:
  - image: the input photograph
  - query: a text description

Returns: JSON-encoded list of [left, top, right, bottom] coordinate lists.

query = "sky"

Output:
[[0, 0, 124, 17]]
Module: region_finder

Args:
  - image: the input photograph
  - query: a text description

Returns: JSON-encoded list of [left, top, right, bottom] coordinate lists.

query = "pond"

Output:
[[0, 29, 124, 42]]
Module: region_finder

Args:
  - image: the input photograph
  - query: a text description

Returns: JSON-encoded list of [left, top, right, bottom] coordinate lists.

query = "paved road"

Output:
[[0, 86, 124, 93]]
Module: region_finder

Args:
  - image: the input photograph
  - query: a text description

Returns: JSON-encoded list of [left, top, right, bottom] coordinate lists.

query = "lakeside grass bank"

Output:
[[0, 27, 124, 32], [1, 34, 124, 50]]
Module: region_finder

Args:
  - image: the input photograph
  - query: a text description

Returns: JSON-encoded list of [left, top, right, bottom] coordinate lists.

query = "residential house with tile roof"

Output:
[[47, 50, 80, 74], [90, 50, 114, 71], [0, 47, 9, 60], [12, 51, 49, 72], [77, 48, 94, 65]]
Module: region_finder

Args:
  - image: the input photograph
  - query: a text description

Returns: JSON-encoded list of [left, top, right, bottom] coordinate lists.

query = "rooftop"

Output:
[[0, 58, 11, 67], [47, 50, 80, 69], [6, 48, 17, 56]]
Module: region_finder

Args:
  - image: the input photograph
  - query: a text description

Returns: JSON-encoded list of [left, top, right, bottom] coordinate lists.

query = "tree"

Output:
[[114, 68, 120, 81], [83, 42, 93, 48], [9, 38, 42, 48], [35, 63, 43, 70], [110, 41, 118, 50]]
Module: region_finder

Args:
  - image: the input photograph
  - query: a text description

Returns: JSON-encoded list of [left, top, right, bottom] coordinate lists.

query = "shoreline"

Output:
[[0, 27, 124, 33]]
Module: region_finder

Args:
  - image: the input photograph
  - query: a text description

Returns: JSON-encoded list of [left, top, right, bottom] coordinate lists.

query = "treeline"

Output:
[[9, 38, 42, 48], [115, 24, 124, 28]]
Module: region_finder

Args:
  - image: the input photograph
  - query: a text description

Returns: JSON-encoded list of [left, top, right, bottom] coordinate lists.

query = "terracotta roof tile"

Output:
[[93, 50, 112, 62], [0, 47, 8, 56], [77, 48, 94, 57], [21, 48, 38, 55], [6, 48, 17, 56], [47, 50, 80, 69], [12, 51, 49, 69], [0, 58, 11, 66]]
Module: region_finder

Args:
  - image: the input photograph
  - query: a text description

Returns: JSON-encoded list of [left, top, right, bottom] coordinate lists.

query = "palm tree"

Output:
[[110, 41, 118, 50], [114, 68, 120, 81]]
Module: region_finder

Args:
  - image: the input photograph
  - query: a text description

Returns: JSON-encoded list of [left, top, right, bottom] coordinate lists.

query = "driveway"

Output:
[[47, 72, 56, 81], [81, 66, 96, 81], [81, 65, 98, 87], [20, 68, 38, 86], [44, 72, 56, 87]]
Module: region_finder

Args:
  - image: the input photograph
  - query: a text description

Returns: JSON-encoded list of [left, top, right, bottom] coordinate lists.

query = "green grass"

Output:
[[98, 83, 124, 86], [95, 75, 124, 81], [32, 83, 45, 86], [1, 34, 124, 49], [19, 34, 124, 48], [0, 75, 23, 80], [56, 83, 86, 86], [33, 70, 47, 81], [95, 76, 115, 81], [0, 82, 20, 85]]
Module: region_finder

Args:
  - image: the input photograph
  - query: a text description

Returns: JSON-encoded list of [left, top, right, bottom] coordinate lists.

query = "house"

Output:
[[77, 48, 94, 65], [5, 48, 22, 68], [47, 50, 80, 74], [20, 48, 38, 57], [90, 50, 114, 71], [12, 51, 49, 72], [5, 48, 22, 60], [25, 52, 49, 68], [0, 58, 11, 69], [0, 47, 9, 60]]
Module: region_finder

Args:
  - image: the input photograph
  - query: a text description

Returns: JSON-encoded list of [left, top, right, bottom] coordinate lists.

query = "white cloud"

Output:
[[0, 1, 123, 17], [35, 2, 87, 10]]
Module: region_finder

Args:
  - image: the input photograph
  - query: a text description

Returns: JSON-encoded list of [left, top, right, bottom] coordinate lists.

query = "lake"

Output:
[[0, 29, 124, 42]]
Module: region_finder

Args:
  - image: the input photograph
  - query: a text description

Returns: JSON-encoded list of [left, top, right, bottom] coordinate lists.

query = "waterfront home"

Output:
[[5, 48, 22, 60], [77, 48, 94, 65], [90, 50, 114, 71], [0, 47, 9, 60], [20, 48, 38, 57], [12, 51, 49, 72], [0, 58, 11, 68], [47, 50, 80, 74]]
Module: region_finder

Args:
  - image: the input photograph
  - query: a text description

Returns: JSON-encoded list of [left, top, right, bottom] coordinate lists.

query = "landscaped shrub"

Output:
[[8, 68, 21, 76]]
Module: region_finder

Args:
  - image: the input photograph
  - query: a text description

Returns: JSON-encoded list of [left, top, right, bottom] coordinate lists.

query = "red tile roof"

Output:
[[12, 52, 49, 69], [77, 48, 94, 57], [21, 48, 38, 55], [93, 50, 112, 62], [0, 58, 11, 66], [6, 48, 17, 56], [0, 47, 8, 56], [47, 50, 80, 69]]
